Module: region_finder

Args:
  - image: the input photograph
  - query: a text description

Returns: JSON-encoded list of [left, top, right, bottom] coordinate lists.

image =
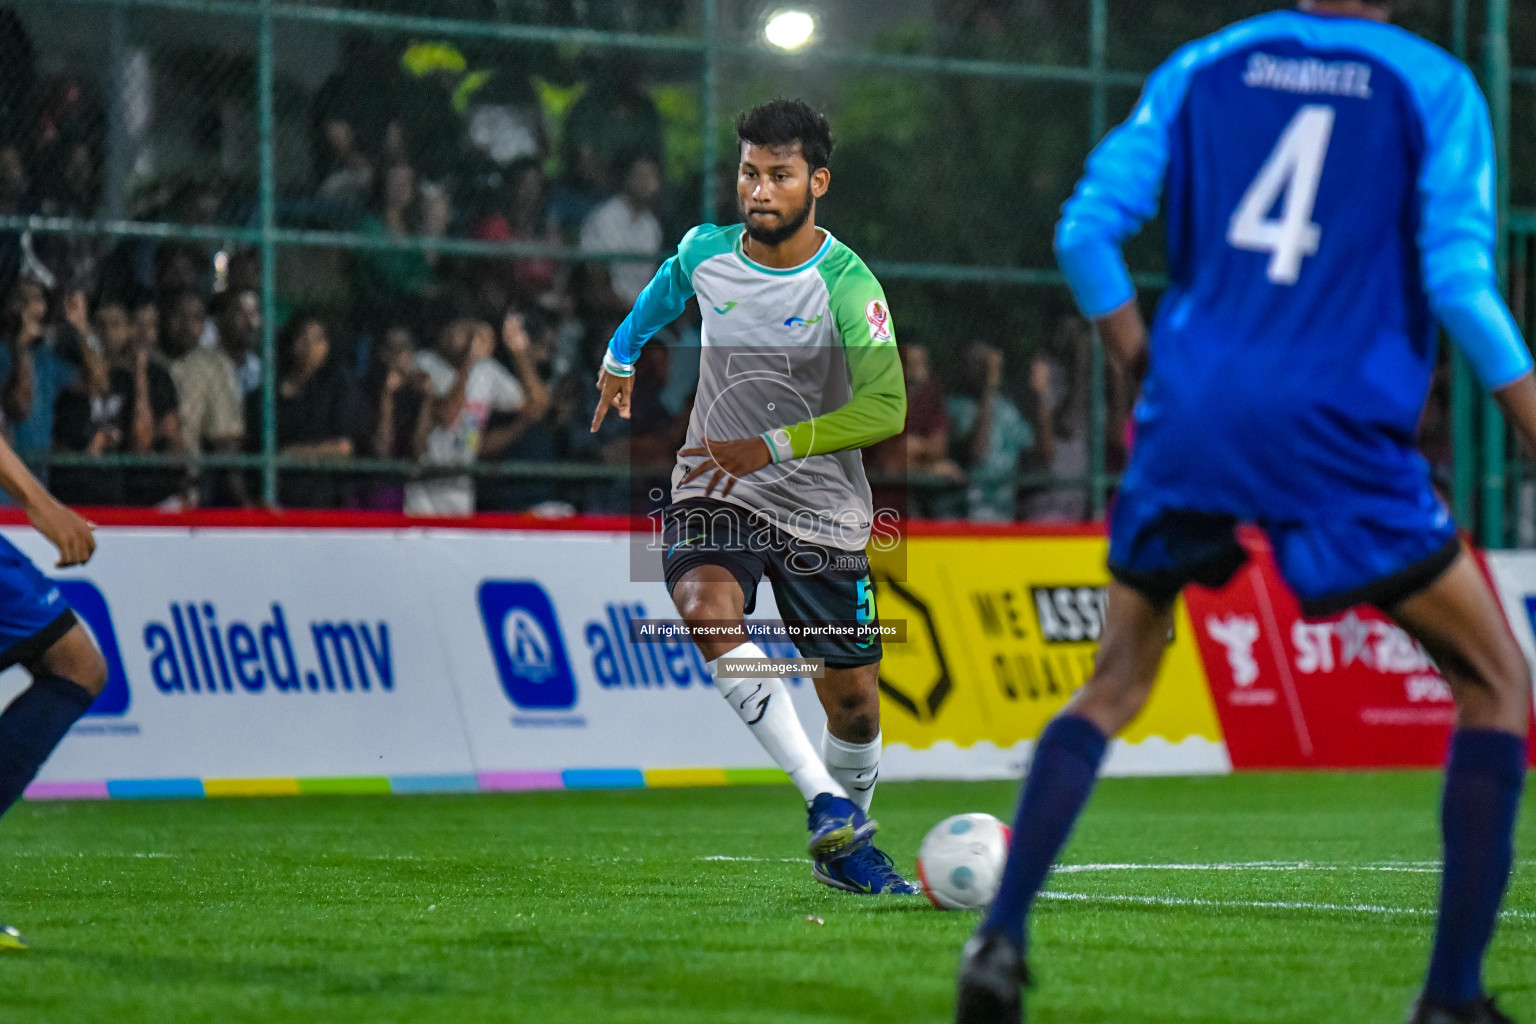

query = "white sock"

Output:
[[709, 642, 845, 803], [822, 729, 881, 812]]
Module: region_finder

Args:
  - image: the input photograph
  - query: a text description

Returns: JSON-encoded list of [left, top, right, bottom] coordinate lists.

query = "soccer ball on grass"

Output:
[[915, 812, 1011, 910]]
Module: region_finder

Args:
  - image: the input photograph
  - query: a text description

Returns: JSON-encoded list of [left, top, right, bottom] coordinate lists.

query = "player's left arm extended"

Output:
[[1054, 55, 1183, 366]]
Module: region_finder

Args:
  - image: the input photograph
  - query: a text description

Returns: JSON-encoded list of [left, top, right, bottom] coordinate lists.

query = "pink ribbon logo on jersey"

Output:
[[865, 299, 891, 342]]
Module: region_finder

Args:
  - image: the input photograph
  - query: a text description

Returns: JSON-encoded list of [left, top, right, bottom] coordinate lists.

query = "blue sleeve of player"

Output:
[[602, 255, 695, 378], [1419, 68, 1532, 389], [1054, 55, 1189, 319]]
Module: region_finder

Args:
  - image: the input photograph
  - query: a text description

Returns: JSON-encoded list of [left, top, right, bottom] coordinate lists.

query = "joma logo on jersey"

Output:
[[479, 581, 577, 710], [784, 314, 823, 327], [1031, 586, 1110, 644], [712, 301, 738, 315]]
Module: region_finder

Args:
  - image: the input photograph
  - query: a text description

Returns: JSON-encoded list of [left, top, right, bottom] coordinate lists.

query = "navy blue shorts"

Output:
[[1108, 488, 1461, 618], [0, 535, 77, 668], [662, 498, 882, 668]]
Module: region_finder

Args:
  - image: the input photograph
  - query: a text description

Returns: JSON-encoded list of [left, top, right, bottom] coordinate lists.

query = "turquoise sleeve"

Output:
[[603, 255, 695, 377]]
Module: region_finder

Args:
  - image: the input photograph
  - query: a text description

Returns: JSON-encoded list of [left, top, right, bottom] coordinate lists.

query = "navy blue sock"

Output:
[[1426, 729, 1527, 1007], [981, 714, 1108, 948], [0, 675, 96, 818]]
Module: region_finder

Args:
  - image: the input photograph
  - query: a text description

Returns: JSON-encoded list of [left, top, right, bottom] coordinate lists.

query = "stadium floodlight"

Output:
[[763, 9, 816, 52]]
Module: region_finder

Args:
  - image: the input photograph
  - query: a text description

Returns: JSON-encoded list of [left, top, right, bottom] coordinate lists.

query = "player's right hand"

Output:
[[28, 498, 96, 568], [591, 368, 634, 431]]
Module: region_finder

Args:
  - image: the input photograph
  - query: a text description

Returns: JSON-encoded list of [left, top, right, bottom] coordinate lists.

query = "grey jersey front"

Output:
[[606, 224, 906, 551]]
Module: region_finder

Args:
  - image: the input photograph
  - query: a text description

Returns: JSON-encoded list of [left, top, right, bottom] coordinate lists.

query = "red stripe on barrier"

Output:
[[900, 520, 1105, 538], [0, 506, 1108, 537]]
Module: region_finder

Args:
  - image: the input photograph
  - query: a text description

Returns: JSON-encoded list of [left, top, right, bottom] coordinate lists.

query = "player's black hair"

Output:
[[735, 99, 834, 171]]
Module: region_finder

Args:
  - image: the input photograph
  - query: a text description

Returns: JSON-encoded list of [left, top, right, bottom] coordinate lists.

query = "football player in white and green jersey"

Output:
[[591, 99, 916, 895]]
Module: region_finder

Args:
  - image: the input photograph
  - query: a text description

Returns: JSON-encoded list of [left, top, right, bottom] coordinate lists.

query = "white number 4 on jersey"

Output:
[[1228, 104, 1337, 285]]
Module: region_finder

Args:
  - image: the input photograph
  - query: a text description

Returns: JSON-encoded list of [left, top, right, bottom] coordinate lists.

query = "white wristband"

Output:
[[602, 351, 635, 377], [761, 428, 795, 464]]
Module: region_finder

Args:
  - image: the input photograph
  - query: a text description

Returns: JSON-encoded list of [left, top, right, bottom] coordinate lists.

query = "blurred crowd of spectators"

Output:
[[0, 8, 1131, 523], [0, 247, 1118, 523]]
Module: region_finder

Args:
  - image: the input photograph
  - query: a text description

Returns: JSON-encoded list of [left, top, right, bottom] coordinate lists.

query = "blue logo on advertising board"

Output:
[[479, 581, 577, 710], [55, 579, 130, 717]]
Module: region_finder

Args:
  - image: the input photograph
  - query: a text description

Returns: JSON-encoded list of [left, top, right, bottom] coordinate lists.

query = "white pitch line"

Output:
[[696, 857, 1536, 923], [698, 858, 1450, 873], [1043, 890, 1426, 916], [1054, 861, 1441, 875], [1041, 890, 1536, 923]]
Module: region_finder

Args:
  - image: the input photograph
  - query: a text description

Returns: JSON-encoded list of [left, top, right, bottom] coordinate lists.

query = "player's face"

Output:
[[737, 142, 830, 246]]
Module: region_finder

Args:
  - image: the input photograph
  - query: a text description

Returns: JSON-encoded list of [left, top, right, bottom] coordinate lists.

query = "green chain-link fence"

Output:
[[0, 0, 1528, 529]]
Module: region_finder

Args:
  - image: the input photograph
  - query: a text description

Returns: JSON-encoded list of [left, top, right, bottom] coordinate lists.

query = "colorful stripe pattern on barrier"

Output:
[[20, 517, 1526, 792], [24, 769, 791, 802]]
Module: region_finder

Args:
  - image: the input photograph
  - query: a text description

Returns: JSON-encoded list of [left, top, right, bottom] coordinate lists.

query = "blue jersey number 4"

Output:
[[1228, 104, 1337, 285]]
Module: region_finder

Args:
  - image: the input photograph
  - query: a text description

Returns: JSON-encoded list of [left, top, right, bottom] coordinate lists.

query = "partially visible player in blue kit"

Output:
[[956, 2, 1533, 1023], [0, 430, 106, 952]]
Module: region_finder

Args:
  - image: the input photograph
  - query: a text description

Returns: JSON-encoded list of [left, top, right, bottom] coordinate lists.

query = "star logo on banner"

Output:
[[1335, 610, 1374, 670]]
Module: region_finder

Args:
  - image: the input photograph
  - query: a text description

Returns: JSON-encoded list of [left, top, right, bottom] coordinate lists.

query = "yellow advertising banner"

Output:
[[869, 533, 1223, 751]]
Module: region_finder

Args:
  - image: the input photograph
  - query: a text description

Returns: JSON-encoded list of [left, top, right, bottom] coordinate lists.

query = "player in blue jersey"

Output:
[[0, 429, 106, 951], [956, 3, 1532, 1022]]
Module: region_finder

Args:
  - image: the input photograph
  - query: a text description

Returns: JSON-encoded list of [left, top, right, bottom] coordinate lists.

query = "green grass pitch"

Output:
[[0, 773, 1532, 1023]]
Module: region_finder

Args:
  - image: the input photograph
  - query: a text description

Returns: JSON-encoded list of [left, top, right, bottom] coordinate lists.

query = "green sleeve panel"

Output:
[[773, 245, 907, 461]]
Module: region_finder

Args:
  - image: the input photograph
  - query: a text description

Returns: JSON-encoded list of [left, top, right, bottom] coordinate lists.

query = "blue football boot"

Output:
[[813, 842, 921, 895], [806, 792, 878, 861]]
